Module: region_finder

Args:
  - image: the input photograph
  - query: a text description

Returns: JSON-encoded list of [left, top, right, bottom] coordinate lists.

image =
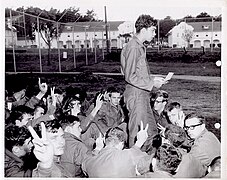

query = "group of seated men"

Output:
[[5, 77, 221, 178]]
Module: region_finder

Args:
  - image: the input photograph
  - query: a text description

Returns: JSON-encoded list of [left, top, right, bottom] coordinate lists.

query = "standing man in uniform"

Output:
[[121, 14, 166, 153]]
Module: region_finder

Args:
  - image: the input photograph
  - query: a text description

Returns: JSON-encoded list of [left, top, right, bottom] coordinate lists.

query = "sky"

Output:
[[2, 0, 225, 22]]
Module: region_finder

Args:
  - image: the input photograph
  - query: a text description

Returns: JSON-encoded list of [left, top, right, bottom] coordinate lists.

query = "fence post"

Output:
[[57, 22, 61, 72], [72, 24, 76, 68], [10, 9, 16, 72], [37, 16, 42, 72]]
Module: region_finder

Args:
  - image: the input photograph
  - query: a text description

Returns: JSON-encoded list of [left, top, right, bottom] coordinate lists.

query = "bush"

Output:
[[173, 44, 177, 48]]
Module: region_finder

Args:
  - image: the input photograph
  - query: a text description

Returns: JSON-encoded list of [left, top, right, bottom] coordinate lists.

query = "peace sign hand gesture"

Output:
[[38, 78, 48, 94], [50, 86, 57, 106], [135, 121, 149, 148], [28, 122, 54, 168]]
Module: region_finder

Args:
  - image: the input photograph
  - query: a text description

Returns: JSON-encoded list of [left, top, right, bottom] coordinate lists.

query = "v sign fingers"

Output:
[[28, 125, 40, 140], [140, 121, 144, 131]]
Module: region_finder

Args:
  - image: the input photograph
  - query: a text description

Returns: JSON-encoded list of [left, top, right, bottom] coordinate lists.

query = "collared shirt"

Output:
[[189, 128, 220, 167], [121, 36, 154, 91]]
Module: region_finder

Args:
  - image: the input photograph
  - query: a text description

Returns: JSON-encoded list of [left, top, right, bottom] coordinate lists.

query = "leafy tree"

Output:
[[196, 12, 211, 18], [182, 29, 193, 48], [158, 16, 176, 43]]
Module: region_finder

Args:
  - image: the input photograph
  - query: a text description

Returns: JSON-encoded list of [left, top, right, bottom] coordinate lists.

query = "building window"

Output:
[[77, 35, 79, 37], [206, 34, 208, 37], [68, 35, 70, 37], [202, 25, 210, 29], [177, 33, 179, 37], [104, 34, 106, 36], [95, 34, 97, 36], [196, 35, 199, 37], [215, 34, 217, 36]]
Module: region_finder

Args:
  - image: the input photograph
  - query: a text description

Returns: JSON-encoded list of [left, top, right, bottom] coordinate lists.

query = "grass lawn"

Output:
[[76, 61, 221, 76]]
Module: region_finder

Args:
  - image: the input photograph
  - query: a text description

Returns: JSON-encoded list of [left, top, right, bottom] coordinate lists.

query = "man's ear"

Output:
[[201, 124, 206, 131], [15, 120, 21, 127], [12, 146, 20, 155]]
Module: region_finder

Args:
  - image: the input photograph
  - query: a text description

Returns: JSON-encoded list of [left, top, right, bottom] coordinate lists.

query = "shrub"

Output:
[[173, 44, 177, 48]]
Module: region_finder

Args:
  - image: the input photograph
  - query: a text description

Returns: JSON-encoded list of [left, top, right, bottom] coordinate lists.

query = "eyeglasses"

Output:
[[184, 123, 203, 131], [155, 100, 167, 104]]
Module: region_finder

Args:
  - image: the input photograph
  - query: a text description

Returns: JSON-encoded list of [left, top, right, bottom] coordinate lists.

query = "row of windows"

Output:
[[176, 33, 218, 37], [67, 34, 106, 38]]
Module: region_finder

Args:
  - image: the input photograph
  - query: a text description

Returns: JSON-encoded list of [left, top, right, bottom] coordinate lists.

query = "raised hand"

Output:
[[38, 78, 48, 94], [28, 122, 54, 168], [157, 123, 166, 137], [153, 76, 166, 89], [95, 133, 105, 151], [50, 86, 57, 106], [135, 121, 149, 148], [95, 93, 104, 110]]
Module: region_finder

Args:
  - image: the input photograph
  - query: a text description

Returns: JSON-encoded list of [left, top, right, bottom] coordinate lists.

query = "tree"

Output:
[[182, 29, 193, 48], [196, 12, 211, 18], [158, 16, 176, 43]]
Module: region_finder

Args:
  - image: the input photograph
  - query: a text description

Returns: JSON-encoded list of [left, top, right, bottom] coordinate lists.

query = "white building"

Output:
[[34, 21, 134, 50], [167, 21, 221, 48], [167, 22, 194, 48], [187, 21, 221, 48], [5, 19, 17, 47]]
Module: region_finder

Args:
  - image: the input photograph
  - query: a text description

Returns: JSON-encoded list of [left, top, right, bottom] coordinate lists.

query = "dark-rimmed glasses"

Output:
[[184, 123, 203, 131]]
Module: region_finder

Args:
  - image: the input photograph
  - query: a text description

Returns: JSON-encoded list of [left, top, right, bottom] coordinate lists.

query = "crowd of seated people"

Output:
[[4, 78, 221, 178]]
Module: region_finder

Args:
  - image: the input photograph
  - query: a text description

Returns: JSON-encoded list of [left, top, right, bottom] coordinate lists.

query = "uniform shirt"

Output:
[[60, 132, 89, 177], [82, 145, 151, 178], [121, 36, 154, 91]]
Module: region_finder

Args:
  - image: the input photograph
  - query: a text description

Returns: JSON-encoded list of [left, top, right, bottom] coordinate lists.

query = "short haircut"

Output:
[[33, 119, 62, 137], [166, 102, 181, 112], [9, 105, 34, 124], [105, 127, 127, 145], [5, 125, 31, 151], [59, 115, 80, 130], [107, 87, 121, 96], [184, 112, 205, 126], [209, 156, 221, 171], [150, 90, 169, 107], [135, 14, 156, 33], [164, 124, 187, 148], [154, 143, 182, 174], [62, 96, 81, 114]]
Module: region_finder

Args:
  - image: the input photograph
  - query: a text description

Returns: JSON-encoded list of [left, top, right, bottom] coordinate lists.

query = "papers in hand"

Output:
[[164, 72, 174, 81]]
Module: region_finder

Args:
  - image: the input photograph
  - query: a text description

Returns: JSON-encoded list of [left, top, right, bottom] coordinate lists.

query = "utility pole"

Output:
[[104, 6, 109, 54]]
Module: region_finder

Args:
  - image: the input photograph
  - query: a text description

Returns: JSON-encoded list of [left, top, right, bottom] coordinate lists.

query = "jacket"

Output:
[[60, 132, 89, 177], [82, 145, 151, 178]]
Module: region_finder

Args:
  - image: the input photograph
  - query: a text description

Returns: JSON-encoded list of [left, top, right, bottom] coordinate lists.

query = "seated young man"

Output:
[[5, 125, 35, 177], [93, 87, 127, 135], [59, 115, 104, 177], [142, 143, 182, 178], [166, 101, 185, 128], [82, 121, 151, 178], [177, 112, 221, 178], [6, 105, 35, 128], [150, 90, 169, 128], [28, 120, 73, 177], [62, 93, 104, 150], [28, 119, 103, 177]]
